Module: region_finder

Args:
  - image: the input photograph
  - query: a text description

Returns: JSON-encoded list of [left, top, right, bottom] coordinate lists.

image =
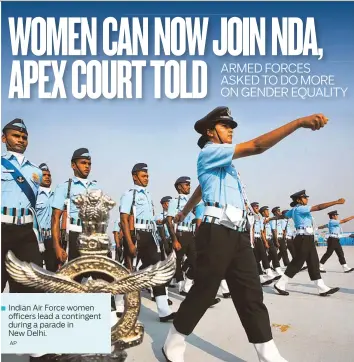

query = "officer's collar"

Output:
[[3, 151, 28, 165], [205, 141, 225, 148], [203, 141, 234, 149], [39, 186, 52, 195], [177, 193, 188, 199], [133, 184, 147, 192], [72, 176, 95, 186]]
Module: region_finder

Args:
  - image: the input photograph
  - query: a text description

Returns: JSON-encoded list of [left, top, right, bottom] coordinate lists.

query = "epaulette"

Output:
[[28, 161, 41, 171], [122, 188, 135, 196]]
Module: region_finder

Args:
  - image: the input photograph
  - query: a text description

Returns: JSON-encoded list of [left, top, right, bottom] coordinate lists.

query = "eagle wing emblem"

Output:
[[99, 251, 177, 294], [5, 251, 88, 293]]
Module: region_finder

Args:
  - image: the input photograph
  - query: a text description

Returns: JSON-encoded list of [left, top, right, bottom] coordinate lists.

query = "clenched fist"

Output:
[[174, 211, 186, 224], [55, 247, 67, 263], [299, 114, 328, 131], [173, 240, 182, 251], [337, 198, 345, 205]]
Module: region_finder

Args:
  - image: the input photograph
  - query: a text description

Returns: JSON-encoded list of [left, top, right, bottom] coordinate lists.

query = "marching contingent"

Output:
[[1, 108, 354, 362]]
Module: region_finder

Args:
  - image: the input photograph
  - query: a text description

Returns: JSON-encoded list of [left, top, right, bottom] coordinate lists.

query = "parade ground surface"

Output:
[[2, 246, 354, 362]]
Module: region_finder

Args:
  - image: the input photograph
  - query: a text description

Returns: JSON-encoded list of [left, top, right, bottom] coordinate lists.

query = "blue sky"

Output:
[[1, 1, 354, 231]]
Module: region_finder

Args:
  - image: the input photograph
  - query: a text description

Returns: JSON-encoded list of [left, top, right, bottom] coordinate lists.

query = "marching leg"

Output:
[[114, 294, 125, 316], [268, 242, 283, 278], [334, 242, 354, 273], [163, 325, 186, 362], [219, 279, 231, 298], [319, 237, 335, 272], [274, 235, 308, 296], [306, 241, 340, 296], [254, 340, 288, 362]]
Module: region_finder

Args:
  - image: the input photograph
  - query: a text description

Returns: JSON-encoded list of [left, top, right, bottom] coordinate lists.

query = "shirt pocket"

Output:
[[1, 171, 16, 192], [36, 202, 46, 211], [70, 192, 82, 205], [135, 196, 146, 206]]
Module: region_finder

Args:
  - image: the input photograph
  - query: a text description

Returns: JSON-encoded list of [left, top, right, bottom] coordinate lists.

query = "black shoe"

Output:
[[344, 268, 354, 273], [209, 298, 221, 307], [274, 284, 289, 296], [116, 312, 123, 318], [168, 283, 176, 288], [320, 269, 326, 273], [319, 287, 340, 297], [168, 299, 173, 306], [223, 293, 231, 299], [160, 312, 176, 323], [152, 296, 156, 302], [180, 291, 188, 296], [162, 347, 172, 362], [301, 266, 308, 271], [273, 275, 281, 281]]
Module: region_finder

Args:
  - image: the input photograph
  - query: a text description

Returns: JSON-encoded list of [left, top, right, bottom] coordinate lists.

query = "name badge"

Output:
[[3, 170, 15, 173]]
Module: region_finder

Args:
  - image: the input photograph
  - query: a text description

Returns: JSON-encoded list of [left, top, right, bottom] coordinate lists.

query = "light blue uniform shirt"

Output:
[[263, 217, 273, 239], [120, 185, 154, 221], [270, 219, 286, 236], [254, 214, 264, 234], [285, 205, 313, 229], [197, 142, 244, 210], [155, 211, 170, 238], [52, 177, 100, 221], [1, 152, 42, 211], [194, 202, 205, 220], [167, 194, 195, 224], [283, 219, 295, 238], [328, 219, 342, 235], [113, 220, 120, 232], [35, 187, 54, 232]]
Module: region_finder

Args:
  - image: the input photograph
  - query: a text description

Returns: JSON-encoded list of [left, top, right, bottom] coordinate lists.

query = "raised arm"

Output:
[[266, 216, 285, 222], [310, 198, 345, 212], [340, 215, 354, 224], [233, 114, 328, 159]]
